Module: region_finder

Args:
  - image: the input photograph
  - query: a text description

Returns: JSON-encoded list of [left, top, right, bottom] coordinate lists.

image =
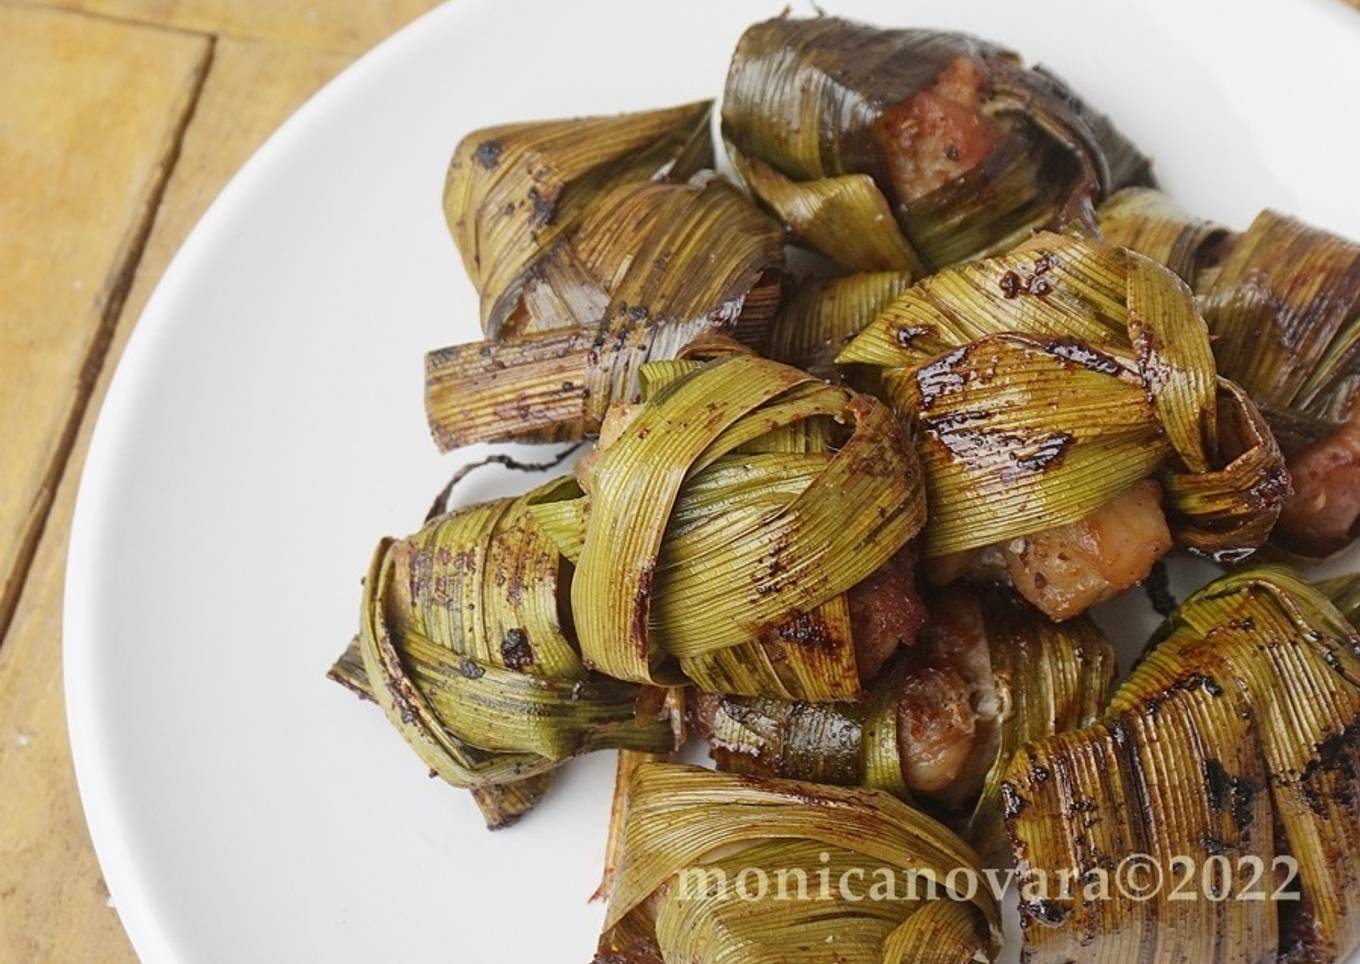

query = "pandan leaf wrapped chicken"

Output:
[[763, 270, 916, 381], [1002, 566, 1360, 963], [837, 235, 1288, 620], [1099, 188, 1360, 558], [328, 490, 677, 829], [425, 103, 786, 450], [720, 17, 1150, 276], [594, 763, 1001, 964], [527, 351, 928, 701], [689, 586, 1115, 865]]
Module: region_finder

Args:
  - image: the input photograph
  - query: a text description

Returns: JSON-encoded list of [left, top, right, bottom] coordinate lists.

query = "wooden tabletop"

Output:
[[0, 3, 440, 958]]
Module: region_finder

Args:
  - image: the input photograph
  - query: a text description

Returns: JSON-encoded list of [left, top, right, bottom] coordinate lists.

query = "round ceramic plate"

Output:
[[65, 0, 1360, 960]]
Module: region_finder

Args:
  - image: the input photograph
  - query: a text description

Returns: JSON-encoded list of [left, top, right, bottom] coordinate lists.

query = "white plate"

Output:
[[64, 0, 1360, 961]]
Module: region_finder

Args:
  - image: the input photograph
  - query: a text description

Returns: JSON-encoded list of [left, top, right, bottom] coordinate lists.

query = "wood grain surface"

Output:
[[38, 0, 437, 53], [0, 3, 435, 959], [0, 2, 210, 673]]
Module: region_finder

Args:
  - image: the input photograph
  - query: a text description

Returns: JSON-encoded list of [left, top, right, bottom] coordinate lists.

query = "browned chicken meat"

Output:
[[689, 587, 996, 806], [848, 543, 926, 684], [1276, 411, 1360, 557], [876, 55, 1006, 204], [895, 587, 1000, 805], [927, 478, 1173, 621]]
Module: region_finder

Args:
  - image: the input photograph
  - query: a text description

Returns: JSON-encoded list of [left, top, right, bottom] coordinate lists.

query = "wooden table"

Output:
[[0, 3, 440, 958]]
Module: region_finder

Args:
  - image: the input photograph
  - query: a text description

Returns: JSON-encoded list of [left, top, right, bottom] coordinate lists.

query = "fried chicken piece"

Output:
[[896, 588, 1000, 805], [847, 544, 926, 685], [927, 479, 1173, 621], [1276, 413, 1360, 557], [876, 55, 1005, 204]]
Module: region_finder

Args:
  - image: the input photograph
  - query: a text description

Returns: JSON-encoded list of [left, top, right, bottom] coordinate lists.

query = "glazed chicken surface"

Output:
[[927, 478, 1173, 621], [848, 544, 927, 684], [688, 587, 998, 807], [875, 55, 1005, 204], [1276, 411, 1360, 557], [895, 587, 1000, 805]]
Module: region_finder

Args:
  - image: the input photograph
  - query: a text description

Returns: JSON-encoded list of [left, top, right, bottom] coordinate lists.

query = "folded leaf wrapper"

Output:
[[1004, 675, 1274, 963], [1003, 566, 1360, 963], [427, 103, 785, 449], [764, 271, 915, 380], [1099, 188, 1360, 557], [1096, 186, 1230, 287], [722, 17, 1150, 275], [595, 763, 1001, 964], [690, 588, 1113, 866], [334, 491, 675, 829], [838, 235, 1288, 565], [528, 353, 928, 701], [445, 101, 712, 338], [1318, 572, 1360, 628]]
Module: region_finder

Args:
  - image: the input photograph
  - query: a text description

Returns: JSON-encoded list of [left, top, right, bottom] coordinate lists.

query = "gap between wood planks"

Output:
[[0, 23, 217, 651]]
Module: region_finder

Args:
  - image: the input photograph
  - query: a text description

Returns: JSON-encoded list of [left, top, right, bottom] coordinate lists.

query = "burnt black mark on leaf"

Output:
[[1012, 431, 1074, 474], [500, 628, 534, 671], [1042, 339, 1124, 376], [1249, 465, 1292, 505], [999, 261, 1054, 299], [1201, 835, 1229, 856], [922, 417, 1074, 480], [913, 345, 971, 409], [386, 678, 421, 725], [1065, 796, 1098, 817], [1207, 755, 1229, 810], [1065, 795, 1101, 831], [1188, 672, 1224, 697], [473, 139, 503, 169], [1143, 673, 1224, 718], [862, 499, 912, 547], [1298, 722, 1360, 815], [1130, 323, 1170, 398], [1001, 780, 1027, 820], [894, 324, 936, 348], [632, 565, 655, 659], [1202, 757, 1258, 832], [771, 610, 838, 651], [527, 186, 556, 227], [924, 410, 988, 433], [755, 545, 793, 597], [1020, 899, 1071, 926]]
